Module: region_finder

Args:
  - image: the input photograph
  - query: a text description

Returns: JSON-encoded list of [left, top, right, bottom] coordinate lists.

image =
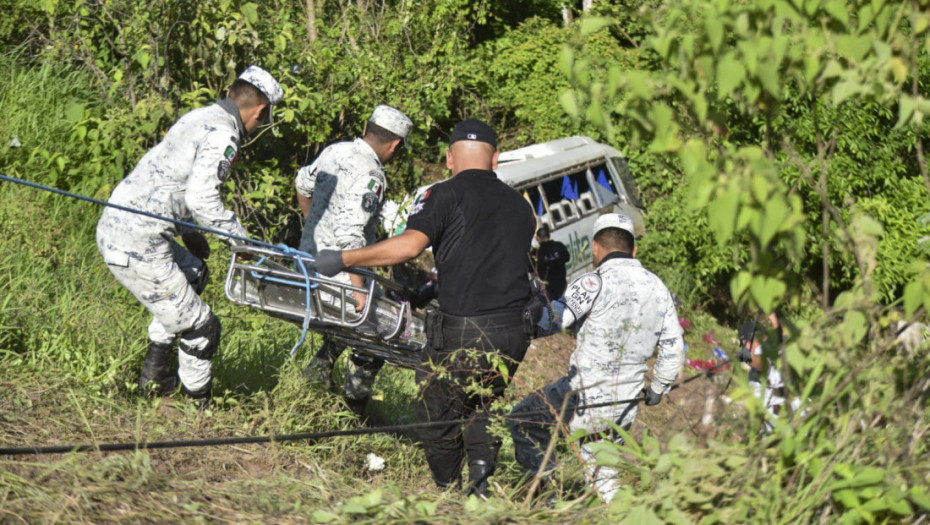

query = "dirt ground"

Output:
[[515, 331, 744, 446]]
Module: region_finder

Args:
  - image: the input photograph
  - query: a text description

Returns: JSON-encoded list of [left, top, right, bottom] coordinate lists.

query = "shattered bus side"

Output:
[[494, 136, 644, 280]]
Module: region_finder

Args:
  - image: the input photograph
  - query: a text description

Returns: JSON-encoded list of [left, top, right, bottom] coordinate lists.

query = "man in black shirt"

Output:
[[313, 118, 536, 497], [533, 225, 570, 300]]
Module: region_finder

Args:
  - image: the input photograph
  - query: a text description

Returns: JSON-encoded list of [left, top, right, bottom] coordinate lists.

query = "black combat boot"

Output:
[[303, 340, 341, 391], [181, 380, 212, 411], [345, 396, 369, 419], [466, 459, 495, 498], [435, 476, 462, 491], [138, 341, 178, 396]]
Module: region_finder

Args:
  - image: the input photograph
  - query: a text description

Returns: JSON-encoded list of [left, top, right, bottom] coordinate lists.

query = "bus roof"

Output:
[[495, 136, 624, 187]]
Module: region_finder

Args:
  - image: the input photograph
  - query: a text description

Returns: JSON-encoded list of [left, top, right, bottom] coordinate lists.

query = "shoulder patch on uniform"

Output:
[[580, 274, 600, 293], [361, 192, 379, 213], [562, 272, 601, 321], [409, 188, 432, 216], [223, 145, 238, 164], [217, 160, 232, 182], [367, 177, 383, 197]]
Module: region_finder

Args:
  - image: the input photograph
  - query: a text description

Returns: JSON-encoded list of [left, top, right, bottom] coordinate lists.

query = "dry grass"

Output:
[[0, 323, 745, 523]]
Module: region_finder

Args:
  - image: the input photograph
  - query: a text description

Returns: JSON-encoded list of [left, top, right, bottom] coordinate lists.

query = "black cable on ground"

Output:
[[0, 360, 731, 456]]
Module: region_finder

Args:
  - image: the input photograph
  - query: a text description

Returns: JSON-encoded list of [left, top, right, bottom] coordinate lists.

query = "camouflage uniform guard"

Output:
[[295, 105, 412, 408], [510, 214, 685, 502], [97, 65, 283, 403]]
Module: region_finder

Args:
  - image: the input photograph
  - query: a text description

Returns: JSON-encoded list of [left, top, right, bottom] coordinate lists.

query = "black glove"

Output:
[[314, 249, 346, 277], [737, 347, 752, 363], [644, 386, 663, 406]]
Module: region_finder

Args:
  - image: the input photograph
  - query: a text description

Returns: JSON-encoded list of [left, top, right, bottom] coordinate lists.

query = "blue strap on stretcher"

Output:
[[278, 245, 316, 357], [249, 247, 319, 357]]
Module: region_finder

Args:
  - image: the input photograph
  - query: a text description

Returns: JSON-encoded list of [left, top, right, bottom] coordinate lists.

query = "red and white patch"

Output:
[[581, 275, 599, 292]]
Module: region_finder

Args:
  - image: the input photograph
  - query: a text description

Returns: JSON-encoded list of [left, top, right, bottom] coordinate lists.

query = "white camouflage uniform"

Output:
[[561, 256, 684, 430], [750, 349, 802, 430], [296, 138, 387, 256], [97, 66, 284, 393], [560, 254, 684, 500], [296, 105, 412, 400], [511, 214, 684, 502]]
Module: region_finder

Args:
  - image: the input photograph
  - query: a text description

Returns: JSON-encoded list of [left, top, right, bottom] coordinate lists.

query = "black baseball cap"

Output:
[[449, 118, 497, 148]]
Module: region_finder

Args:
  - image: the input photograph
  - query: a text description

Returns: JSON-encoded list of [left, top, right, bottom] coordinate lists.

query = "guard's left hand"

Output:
[[644, 386, 663, 406]]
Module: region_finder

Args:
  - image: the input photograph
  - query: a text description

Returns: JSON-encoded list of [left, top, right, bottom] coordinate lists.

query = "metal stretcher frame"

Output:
[[224, 244, 426, 367]]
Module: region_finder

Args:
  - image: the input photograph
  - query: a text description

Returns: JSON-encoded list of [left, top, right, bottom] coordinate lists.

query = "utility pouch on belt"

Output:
[[425, 306, 443, 348], [523, 294, 544, 337]]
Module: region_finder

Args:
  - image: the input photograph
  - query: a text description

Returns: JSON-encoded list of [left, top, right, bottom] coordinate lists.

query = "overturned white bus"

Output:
[[382, 136, 645, 281], [496, 136, 645, 280]]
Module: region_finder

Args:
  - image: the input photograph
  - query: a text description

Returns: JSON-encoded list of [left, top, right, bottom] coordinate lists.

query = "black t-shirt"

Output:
[[535, 239, 570, 299], [406, 169, 536, 316]]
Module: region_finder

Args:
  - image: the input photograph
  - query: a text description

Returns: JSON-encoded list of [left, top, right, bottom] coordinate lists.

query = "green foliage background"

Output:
[[1, 0, 928, 522]]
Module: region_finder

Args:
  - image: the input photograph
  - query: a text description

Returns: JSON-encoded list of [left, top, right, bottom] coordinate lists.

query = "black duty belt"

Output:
[[440, 309, 526, 330]]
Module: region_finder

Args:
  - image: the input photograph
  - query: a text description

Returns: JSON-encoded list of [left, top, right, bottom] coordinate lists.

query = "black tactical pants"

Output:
[[509, 371, 578, 472], [509, 366, 633, 474], [416, 309, 531, 486]]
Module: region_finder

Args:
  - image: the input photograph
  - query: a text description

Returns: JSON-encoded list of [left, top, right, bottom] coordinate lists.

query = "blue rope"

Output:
[[0, 173, 280, 250], [246, 253, 319, 357], [274, 245, 317, 357], [0, 172, 317, 357]]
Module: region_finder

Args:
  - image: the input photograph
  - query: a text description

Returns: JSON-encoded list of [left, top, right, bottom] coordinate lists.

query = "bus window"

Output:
[[540, 170, 594, 225], [524, 185, 555, 230], [541, 176, 563, 207], [610, 157, 644, 209], [524, 185, 544, 216], [591, 163, 619, 207]]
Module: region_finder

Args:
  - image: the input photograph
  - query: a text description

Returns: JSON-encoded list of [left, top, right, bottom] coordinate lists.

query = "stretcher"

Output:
[[225, 244, 426, 367]]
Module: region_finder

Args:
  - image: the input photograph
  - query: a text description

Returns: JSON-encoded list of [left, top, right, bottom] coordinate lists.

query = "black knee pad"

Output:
[[179, 313, 221, 360]]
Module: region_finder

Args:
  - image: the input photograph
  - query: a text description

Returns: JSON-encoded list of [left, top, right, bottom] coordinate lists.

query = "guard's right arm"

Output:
[[298, 194, 313, 220], [555, 241, 571, 264], [185, 130, 247, 241], [651, 290, 686, 392]]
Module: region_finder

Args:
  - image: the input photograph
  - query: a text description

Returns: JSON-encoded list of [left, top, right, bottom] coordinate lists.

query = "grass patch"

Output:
[[0, 53, 96, 163]]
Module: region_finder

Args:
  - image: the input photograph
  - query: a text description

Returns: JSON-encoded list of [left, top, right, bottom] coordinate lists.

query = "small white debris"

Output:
[[10, 136, 21, 148], [366, 453, 386, 472]]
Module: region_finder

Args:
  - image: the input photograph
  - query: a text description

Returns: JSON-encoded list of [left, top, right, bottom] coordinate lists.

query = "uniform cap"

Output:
[[369, 105, 413, 144], [238, 65, 284, 123], [593, 213, 635, 239], [449, 118, 497, 148]]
